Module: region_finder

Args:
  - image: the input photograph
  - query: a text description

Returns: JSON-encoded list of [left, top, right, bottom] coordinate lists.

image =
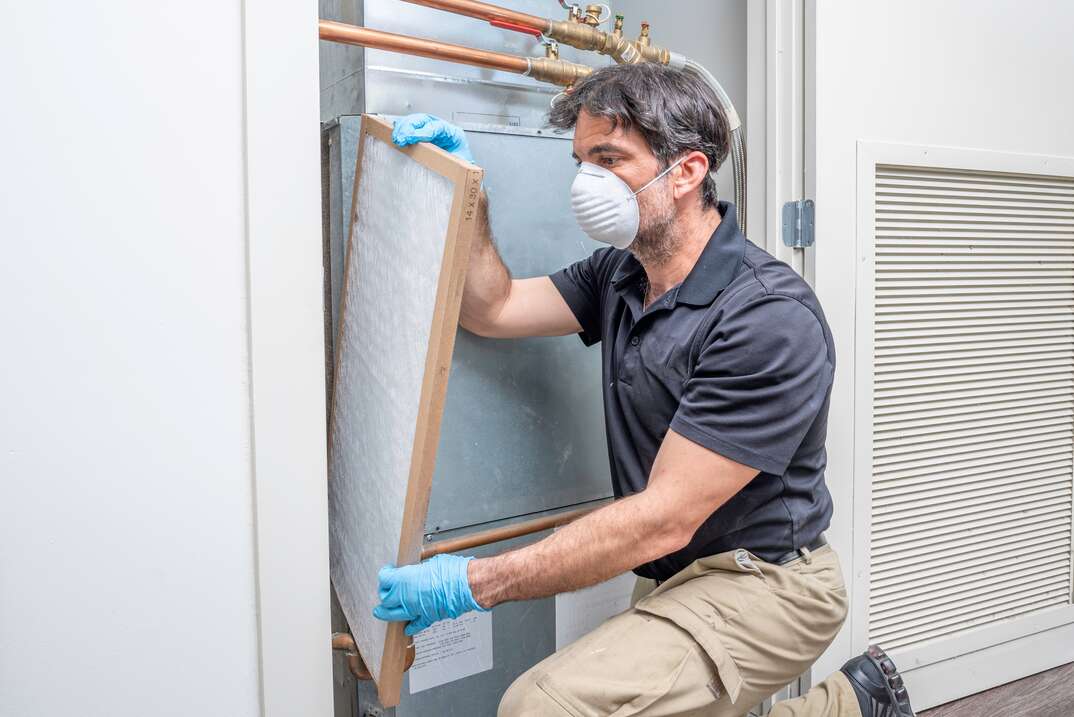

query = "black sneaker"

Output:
[[840, 644, 916, 717]]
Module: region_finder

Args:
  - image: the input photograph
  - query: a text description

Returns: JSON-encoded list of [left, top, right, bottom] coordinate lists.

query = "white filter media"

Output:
[[328, 134, 455, 684]]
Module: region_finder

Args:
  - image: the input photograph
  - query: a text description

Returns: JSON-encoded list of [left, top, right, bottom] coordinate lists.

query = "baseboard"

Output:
[[902, 622, 1074, 710]]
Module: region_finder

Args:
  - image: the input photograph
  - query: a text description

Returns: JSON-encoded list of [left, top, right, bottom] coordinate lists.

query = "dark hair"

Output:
[[548, 63, 730, 210]]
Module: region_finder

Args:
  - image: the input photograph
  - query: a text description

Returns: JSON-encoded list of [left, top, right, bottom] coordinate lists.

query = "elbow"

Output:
[[666, 527, 697, 556], [460, 288, 512, 338], [459, 313, 492, 337], [460, 312, 503, 338], [638, 497, 704, 561], [635, 479, 722, 563], [647, 520, 696, 562]]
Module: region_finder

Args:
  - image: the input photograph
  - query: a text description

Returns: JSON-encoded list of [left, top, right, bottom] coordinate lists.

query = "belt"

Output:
[[773, 534, 828, 565]]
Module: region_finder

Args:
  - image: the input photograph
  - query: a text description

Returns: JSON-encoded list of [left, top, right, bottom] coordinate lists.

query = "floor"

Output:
[[919, 661, 1074, 717]]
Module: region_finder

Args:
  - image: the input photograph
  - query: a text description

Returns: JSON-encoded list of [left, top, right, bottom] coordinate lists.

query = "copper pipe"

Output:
[[400, 0, 671, 66], [319, 20, 529, 75], [319, 20, 591, 86], [332, 632, 416, 680], [332, 632, 373, 680], [420, 503, 606, 559], [399, 0, 551, 34]]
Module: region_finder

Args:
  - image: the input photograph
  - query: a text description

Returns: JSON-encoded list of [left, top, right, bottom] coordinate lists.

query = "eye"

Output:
[[599, 156, 618, 167]]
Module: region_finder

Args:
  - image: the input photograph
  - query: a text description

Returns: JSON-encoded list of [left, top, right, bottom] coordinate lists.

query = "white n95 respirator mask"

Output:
[[570, 158, 685, 249]]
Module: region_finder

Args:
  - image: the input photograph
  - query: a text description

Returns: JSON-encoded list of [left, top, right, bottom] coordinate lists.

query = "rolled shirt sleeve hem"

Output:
[[549, 270, 601, 346], [670, 416, 788, 476]]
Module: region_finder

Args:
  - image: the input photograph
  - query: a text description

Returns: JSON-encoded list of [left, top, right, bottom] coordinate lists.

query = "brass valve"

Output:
[[583, 4, 603, 26], [527, 56, 593, 86], [546, 17, 670, 66], [544, 39, 560, 60], [612, 14, 624, 39], [637, 21, 651, 47]]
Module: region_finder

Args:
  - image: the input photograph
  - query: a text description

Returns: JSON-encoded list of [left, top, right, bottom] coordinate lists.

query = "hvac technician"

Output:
[[374, 63, 916, 717]]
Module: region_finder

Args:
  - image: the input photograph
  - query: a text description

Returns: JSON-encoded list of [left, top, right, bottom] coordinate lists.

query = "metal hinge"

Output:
[[781, 199, 815, 248]]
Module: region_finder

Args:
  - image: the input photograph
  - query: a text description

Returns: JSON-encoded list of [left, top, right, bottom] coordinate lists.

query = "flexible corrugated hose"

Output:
[[676, 55, 747, 235]]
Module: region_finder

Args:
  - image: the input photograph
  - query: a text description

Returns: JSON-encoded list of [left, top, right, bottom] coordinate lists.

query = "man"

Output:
[[374, 63, 916, 717]]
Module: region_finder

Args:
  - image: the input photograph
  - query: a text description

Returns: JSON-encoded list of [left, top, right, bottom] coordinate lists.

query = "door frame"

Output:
[[746, 1, 825, 708], [747, 0, 814, 285], [243, 1, 335, 715]]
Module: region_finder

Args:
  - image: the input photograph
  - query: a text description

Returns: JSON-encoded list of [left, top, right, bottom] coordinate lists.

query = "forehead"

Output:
[[571, 110, 651, 159]]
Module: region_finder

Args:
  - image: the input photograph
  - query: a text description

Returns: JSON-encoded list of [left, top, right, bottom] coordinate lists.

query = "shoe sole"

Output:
[[865, 644, 917, 717]]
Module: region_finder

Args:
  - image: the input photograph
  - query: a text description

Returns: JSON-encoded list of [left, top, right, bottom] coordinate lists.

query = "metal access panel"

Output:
[[327, 115, 613, 536]]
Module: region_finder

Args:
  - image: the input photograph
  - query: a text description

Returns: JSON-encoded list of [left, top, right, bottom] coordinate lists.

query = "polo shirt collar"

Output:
[[610, 201, 746, 307]]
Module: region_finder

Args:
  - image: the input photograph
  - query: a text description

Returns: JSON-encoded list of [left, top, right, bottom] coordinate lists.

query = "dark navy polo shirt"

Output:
[[550, 202, 835, 581]]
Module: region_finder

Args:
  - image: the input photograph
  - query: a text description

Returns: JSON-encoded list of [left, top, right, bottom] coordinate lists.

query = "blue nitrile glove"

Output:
[[372, 554, 487, 636], [391, 113, 475, 164]]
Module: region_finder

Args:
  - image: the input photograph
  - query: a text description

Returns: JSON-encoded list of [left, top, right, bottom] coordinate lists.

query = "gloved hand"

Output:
[[372, 554, 487, 636], [391, 113, 475, 164]]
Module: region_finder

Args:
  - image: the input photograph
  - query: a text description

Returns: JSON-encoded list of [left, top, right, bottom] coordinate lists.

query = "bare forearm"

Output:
[[466, 432, 761, 609], [467, 494, 685, 608], [459, 191, 512, 333]]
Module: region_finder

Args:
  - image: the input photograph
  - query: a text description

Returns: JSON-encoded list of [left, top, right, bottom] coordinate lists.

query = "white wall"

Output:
[[0, 3, 330, 716], [811, 0, 1074, 681]]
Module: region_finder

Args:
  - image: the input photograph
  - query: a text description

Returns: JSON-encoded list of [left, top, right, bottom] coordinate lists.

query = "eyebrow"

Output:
[[571, 142, 632, 162]]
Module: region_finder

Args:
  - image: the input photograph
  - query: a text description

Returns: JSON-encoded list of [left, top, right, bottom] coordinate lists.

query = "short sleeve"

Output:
[[670, 295, 834, 475], [549, 247, 619, 346]]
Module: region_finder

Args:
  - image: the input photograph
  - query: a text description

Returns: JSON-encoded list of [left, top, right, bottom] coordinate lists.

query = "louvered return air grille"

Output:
[[869, 164, 1074, 652]]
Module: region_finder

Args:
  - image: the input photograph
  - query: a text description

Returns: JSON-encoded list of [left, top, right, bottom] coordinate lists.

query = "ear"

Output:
[[671, 150, 711, 202]]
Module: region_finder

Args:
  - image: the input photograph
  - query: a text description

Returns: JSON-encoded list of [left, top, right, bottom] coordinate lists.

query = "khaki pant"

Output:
[[498, 545, 861, 717]]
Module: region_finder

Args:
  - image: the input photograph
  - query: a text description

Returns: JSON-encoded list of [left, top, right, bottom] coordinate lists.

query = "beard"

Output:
[[628, 181, 678, 265]]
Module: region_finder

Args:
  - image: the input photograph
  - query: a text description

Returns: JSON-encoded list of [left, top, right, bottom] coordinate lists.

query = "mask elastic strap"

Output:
[[631, 156, 687, 197]]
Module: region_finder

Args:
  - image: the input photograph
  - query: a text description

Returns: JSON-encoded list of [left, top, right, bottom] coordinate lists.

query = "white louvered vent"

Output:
[[868, 164, 1074, 652]]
